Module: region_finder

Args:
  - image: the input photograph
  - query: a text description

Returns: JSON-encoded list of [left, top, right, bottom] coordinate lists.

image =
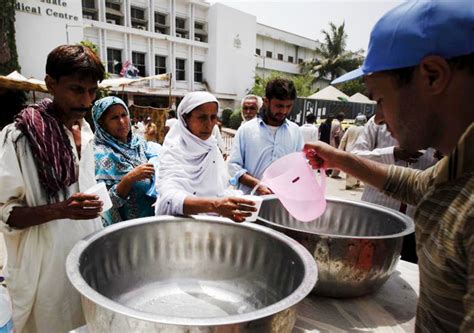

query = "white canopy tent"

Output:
[[293, 86, 377, 124], [98, 73, 171, 89], [0, 71, 48, 93], [307, 85, 350, 102], [349, 92, 376, 104], [0, 71, 171, 91]]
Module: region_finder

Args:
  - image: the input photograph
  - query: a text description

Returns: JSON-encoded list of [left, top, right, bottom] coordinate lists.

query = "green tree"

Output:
[[229, 109, 243, 130], [336, 78, 366, 96], [221, 108, 233, 127], [249, 71, 315, 98], [301, 22, 363, 81], [0, 0, 27, 129], [249, 71, 281, 97], [0, 0, 20, 75], [79, 40, 99, 55], [292, 73, 316, 97]]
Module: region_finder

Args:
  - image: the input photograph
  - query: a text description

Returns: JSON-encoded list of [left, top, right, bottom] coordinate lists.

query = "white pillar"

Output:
[[149, 0, 154, 32]]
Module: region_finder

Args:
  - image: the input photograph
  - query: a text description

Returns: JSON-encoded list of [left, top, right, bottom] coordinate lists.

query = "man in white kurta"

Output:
[[0, 121, 102, 332], [338, 115, 366, 189], [0, 44, 105, 332], [351, 116, 438, 217], [329, 113, 345, 178]]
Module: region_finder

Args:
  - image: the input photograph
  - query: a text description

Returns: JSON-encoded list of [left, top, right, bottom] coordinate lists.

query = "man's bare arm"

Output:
[[239, 173, 273, 195], [7, 193, 103, 229], [305, 142, 390, 191]]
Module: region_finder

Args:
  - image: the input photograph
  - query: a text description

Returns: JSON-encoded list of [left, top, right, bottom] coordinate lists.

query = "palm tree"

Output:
[[301, 22, 363, 81]]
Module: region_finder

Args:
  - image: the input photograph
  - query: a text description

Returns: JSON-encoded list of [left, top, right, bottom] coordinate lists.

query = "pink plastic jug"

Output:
[[261, 152, 326, 222]]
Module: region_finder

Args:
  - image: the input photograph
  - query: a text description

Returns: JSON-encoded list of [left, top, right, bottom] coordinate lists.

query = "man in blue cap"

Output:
[[304, 1, 473, 331]]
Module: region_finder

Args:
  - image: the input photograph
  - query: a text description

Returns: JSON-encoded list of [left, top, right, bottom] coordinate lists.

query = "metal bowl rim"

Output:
[[257, 195, 415, 239], [66, 215, 318, 326]]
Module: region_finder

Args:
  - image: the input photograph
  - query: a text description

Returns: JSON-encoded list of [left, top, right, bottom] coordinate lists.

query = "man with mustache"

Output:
[[228, 79, 304, 194], [0, 45, 105, 332]]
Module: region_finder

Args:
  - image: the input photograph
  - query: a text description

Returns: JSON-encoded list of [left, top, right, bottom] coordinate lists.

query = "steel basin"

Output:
[[66, 216, 317, 332], [256, 196, 414, 298]]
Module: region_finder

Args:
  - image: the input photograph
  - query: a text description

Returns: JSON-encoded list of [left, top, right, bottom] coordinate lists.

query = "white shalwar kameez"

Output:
[[0, 120, 103, 333]]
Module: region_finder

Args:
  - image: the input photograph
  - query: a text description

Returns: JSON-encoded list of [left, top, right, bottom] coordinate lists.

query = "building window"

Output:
[[105, 0, 123, 25], [131, 7, 145, 20], [106, 14, 122, 25], [155, 12, 166, 25], [131, 7, 147, 30], [175, 17, 188, 38], [256, 48, 261, 55], [82, 0, 95, 8], [176, 17, 186, 29], [194, 61, 203, 82], [154, 12, 169, 34], [105, 1, 120, 11], [194, 34, 207, 42], [82, 0, 97, 20], [107, 48, 122, 74], [288, 56, 294, 63], [298, 58, 303, 64], [194, 21, 205, 30], [176, 59, 186, 80], [193, 21, 207, 42], [266, 51, 272, 58], [132, 52, 146, 76], [277, 53, 283, 61], [155, 55, 166, 75]]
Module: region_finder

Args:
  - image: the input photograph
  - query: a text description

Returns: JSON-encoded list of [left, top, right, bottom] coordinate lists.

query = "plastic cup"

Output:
[[238, 195, 263, 222], [84, 182, 113, 212]]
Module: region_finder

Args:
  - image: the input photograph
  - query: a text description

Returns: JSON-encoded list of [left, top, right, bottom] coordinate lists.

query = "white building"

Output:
[[255, 23, 328, 91], [14, 0, 328, 107]]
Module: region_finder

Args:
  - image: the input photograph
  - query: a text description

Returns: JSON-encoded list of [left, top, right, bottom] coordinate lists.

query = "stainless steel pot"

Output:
[[66, 216, 317, 332], [256, 196, 414, 298]]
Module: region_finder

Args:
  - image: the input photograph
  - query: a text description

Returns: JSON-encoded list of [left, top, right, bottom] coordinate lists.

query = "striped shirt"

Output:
[[352, 117, 437, 217], [384, 123, 474, 332]]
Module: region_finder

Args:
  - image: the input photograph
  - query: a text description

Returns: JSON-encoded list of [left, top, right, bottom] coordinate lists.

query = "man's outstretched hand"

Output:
[[304, 142, 342, 170]]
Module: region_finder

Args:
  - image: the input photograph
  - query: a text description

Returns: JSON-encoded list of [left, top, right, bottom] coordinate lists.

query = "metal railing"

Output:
[[221, 127, 236, 155]]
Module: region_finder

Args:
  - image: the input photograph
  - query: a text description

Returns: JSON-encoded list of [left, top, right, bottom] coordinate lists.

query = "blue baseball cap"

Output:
[[332, 0, 474, 84]]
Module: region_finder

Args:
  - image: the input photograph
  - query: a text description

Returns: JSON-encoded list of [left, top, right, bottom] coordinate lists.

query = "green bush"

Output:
[[229, 109, 243, 129], [221, 108, 233, 127]]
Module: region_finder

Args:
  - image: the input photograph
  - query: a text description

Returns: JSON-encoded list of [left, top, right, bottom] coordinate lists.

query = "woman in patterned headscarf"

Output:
[[92, 96, 160, 225]]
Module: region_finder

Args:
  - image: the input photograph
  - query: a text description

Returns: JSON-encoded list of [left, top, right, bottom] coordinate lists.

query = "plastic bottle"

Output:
[[0, 286, 13, 333]]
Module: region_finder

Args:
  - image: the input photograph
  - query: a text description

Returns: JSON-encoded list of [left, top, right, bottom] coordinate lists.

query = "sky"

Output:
[[208, 0, 404, 53]]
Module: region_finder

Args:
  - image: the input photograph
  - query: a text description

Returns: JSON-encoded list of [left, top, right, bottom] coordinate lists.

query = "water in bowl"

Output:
[[114, 276, 278, 318]]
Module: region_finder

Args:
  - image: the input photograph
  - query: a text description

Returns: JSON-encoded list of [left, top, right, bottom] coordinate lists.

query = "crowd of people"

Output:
[[0, 0, 472, 332]]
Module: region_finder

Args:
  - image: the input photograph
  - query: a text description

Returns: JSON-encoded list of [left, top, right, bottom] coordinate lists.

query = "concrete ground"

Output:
[[325, 172, 365, 201], [0, 173, 362, 272]]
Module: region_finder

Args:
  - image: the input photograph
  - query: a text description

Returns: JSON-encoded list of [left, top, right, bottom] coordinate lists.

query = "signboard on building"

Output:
[[14, 0, 84, 79]]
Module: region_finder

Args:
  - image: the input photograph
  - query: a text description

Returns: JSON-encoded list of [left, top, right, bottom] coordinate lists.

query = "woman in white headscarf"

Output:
[[156, 91, 256, 222]]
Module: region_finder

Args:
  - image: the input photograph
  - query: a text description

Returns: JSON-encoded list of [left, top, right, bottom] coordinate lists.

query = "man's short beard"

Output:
[[265, 107, 286, 126]]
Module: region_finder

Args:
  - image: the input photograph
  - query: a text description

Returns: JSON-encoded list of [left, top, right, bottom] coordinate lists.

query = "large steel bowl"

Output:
[[66, 216, 317, 332], [257, 196, 414, 298]]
